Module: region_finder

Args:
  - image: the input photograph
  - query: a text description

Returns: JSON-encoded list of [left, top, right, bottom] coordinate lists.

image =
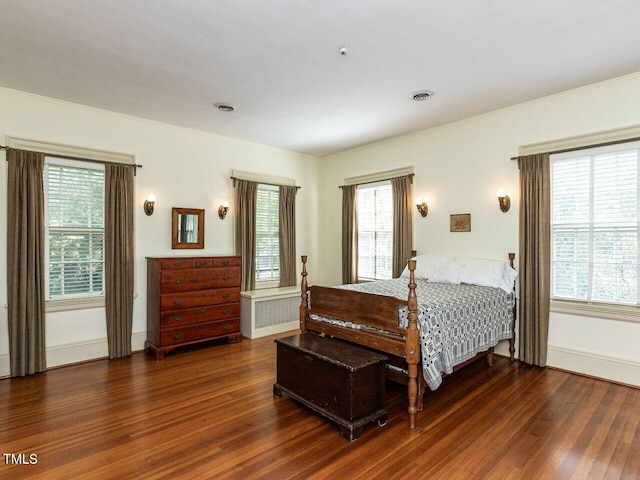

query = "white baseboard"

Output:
[[3, 336, 637, 389], [547, 344, 640, 387], [0, 331, 147, 377], [0, 354, 9, 378]]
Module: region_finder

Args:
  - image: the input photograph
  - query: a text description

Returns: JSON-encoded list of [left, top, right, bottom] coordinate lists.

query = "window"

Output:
[[255, 184, 280, 284], [357, 182, 393, 280], [44, 157, 105, 301], [551, 141, 639, 306]]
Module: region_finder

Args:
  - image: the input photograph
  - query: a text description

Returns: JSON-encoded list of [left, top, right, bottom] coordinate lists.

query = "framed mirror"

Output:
[[172, 207, 205, 249]]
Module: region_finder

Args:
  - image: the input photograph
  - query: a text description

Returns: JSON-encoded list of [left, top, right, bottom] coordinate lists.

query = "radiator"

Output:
[[240, 288, 300, 339]]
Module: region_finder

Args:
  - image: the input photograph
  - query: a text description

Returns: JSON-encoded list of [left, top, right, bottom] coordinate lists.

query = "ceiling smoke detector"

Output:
[[410, 90, 435, 101], [214, 103, 236, 112]]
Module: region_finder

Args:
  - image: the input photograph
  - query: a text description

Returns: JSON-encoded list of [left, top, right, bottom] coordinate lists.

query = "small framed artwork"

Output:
[[450, 213, 471, 232]]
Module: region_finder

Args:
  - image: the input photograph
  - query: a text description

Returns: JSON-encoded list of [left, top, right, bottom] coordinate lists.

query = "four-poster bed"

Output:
[[298, 253, 517, 428]]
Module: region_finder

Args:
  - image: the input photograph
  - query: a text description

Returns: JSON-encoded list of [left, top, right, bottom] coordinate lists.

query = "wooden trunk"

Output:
[[273, 333, 388, 441]]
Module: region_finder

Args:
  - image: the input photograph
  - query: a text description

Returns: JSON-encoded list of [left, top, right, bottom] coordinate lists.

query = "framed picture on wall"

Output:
[[450, 213, 471, 232]]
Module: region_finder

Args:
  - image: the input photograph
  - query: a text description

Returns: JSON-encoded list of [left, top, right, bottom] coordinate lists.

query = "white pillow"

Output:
[[455, 256, 517, 292], [400, 254, 452, 279], [427, 258, 462, 284]]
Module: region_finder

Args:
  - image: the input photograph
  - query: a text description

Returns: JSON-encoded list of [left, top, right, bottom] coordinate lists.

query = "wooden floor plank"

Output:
[[0, 333, 638, 479]]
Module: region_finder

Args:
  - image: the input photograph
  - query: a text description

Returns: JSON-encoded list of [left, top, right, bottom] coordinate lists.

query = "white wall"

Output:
[[0, 87, 320, 376], [2, 72, 639, 386], [318, 72, 640, 386]]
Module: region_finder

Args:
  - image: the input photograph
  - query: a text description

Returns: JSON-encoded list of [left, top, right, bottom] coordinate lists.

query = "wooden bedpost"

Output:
[[405, 259, 419, 429], [508, 252, 516, 362], [300, 255, 308, 333]]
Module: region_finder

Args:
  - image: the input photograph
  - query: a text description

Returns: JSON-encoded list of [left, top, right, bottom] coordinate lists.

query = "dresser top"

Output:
[[146, 255, 239, 260]]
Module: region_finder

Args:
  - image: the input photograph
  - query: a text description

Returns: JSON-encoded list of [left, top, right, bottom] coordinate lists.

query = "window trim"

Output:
[[526, 126, 640, 319], [5, 137, 136, 312], [518, 124, 640, 158], [255, 183, 280, 287], [356, 180, 393, 282], [344, 166, 413, 186], [550, 299, 640, 324], [231, 170, 299, 291], [6, 136, 135, 165], [44, 157, 107, 311], [550, 141, 639, 307]]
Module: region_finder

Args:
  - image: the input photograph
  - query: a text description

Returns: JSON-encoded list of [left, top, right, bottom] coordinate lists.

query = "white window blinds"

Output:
[[255, 184, 280, 282], [44, 159, 105, 299], [551, 141, 639, 305], [357, 182, 393, 280]]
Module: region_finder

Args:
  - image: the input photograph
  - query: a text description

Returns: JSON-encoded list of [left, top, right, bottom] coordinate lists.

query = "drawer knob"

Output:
[[223, 276, 230, 281], [199, 261, 208, 266], [173, 315, 183, 321], [223, 260, 230, 266], [200, 307, 208, 313], [174, 279, 183, 285], [173, 333, 182, 339], [222, 294, 230, 299], [173, 262, 183, 267], [222, 325, 229, 330], [200, 292, 206, 297], [222, 309, 230, 314], [174, 300, 183, 305]]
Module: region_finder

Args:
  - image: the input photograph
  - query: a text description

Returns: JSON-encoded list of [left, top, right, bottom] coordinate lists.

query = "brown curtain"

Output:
[[105, 164, 135, 359], [7, 149, 47, 377], [341, 185, 358, 284], [518, 153, 551, 366], [391, 175, 413, 278], [278, 186, 296, 287], [235, 179, 257, 291]]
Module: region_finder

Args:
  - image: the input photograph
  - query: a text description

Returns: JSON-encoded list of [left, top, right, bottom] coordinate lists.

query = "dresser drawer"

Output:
[[194, 258, 213, 268], [160, 319, 240, 346], [159, 259, 197, 270], [211, 257, 241, 268], [161, 267, 240, 293], [160, 288, 240, 310], [160, 303, 240, 328], [157, 257, 239, 270]]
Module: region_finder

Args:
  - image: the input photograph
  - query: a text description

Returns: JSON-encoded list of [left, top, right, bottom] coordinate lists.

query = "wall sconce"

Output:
[[416, 198, 428, 217], [496, 189, 510, 212], [218, 201, 230, 219], [144, 193, 156, 216]]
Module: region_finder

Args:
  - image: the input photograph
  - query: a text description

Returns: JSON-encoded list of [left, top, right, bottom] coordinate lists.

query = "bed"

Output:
[[298, 252, 518, 428]]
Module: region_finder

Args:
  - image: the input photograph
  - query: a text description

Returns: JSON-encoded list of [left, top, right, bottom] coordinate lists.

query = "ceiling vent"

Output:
[[214, 103, 236, 112], [410, 90, 435, 101]]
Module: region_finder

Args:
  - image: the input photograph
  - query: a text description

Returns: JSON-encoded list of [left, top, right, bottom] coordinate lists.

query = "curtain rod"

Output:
[[1, 144, 143, 172], [338, 173, 414, 189], [510, 136, 640, 160], [230, 176, 300, 190]]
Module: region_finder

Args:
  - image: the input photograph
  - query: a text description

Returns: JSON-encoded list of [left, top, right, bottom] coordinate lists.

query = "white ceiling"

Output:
[[2, 1, 640, 157]]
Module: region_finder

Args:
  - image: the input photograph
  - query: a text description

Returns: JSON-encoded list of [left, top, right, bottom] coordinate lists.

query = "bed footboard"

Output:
[[299, 256, 421, 428]]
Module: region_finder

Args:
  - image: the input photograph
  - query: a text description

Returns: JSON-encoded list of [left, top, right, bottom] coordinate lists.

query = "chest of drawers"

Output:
[[146, 256, 242, 360]]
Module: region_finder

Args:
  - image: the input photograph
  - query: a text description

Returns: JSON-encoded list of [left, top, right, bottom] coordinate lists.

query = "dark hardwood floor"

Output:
[[0, 332, 638, 479]]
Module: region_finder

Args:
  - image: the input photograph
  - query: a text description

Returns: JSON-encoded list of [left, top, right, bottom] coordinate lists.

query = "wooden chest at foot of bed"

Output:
[[273, 333, 388, 441]]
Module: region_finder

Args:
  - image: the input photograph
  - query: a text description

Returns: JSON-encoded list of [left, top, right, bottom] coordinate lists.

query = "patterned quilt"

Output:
[[309, 278, 514, 390]]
